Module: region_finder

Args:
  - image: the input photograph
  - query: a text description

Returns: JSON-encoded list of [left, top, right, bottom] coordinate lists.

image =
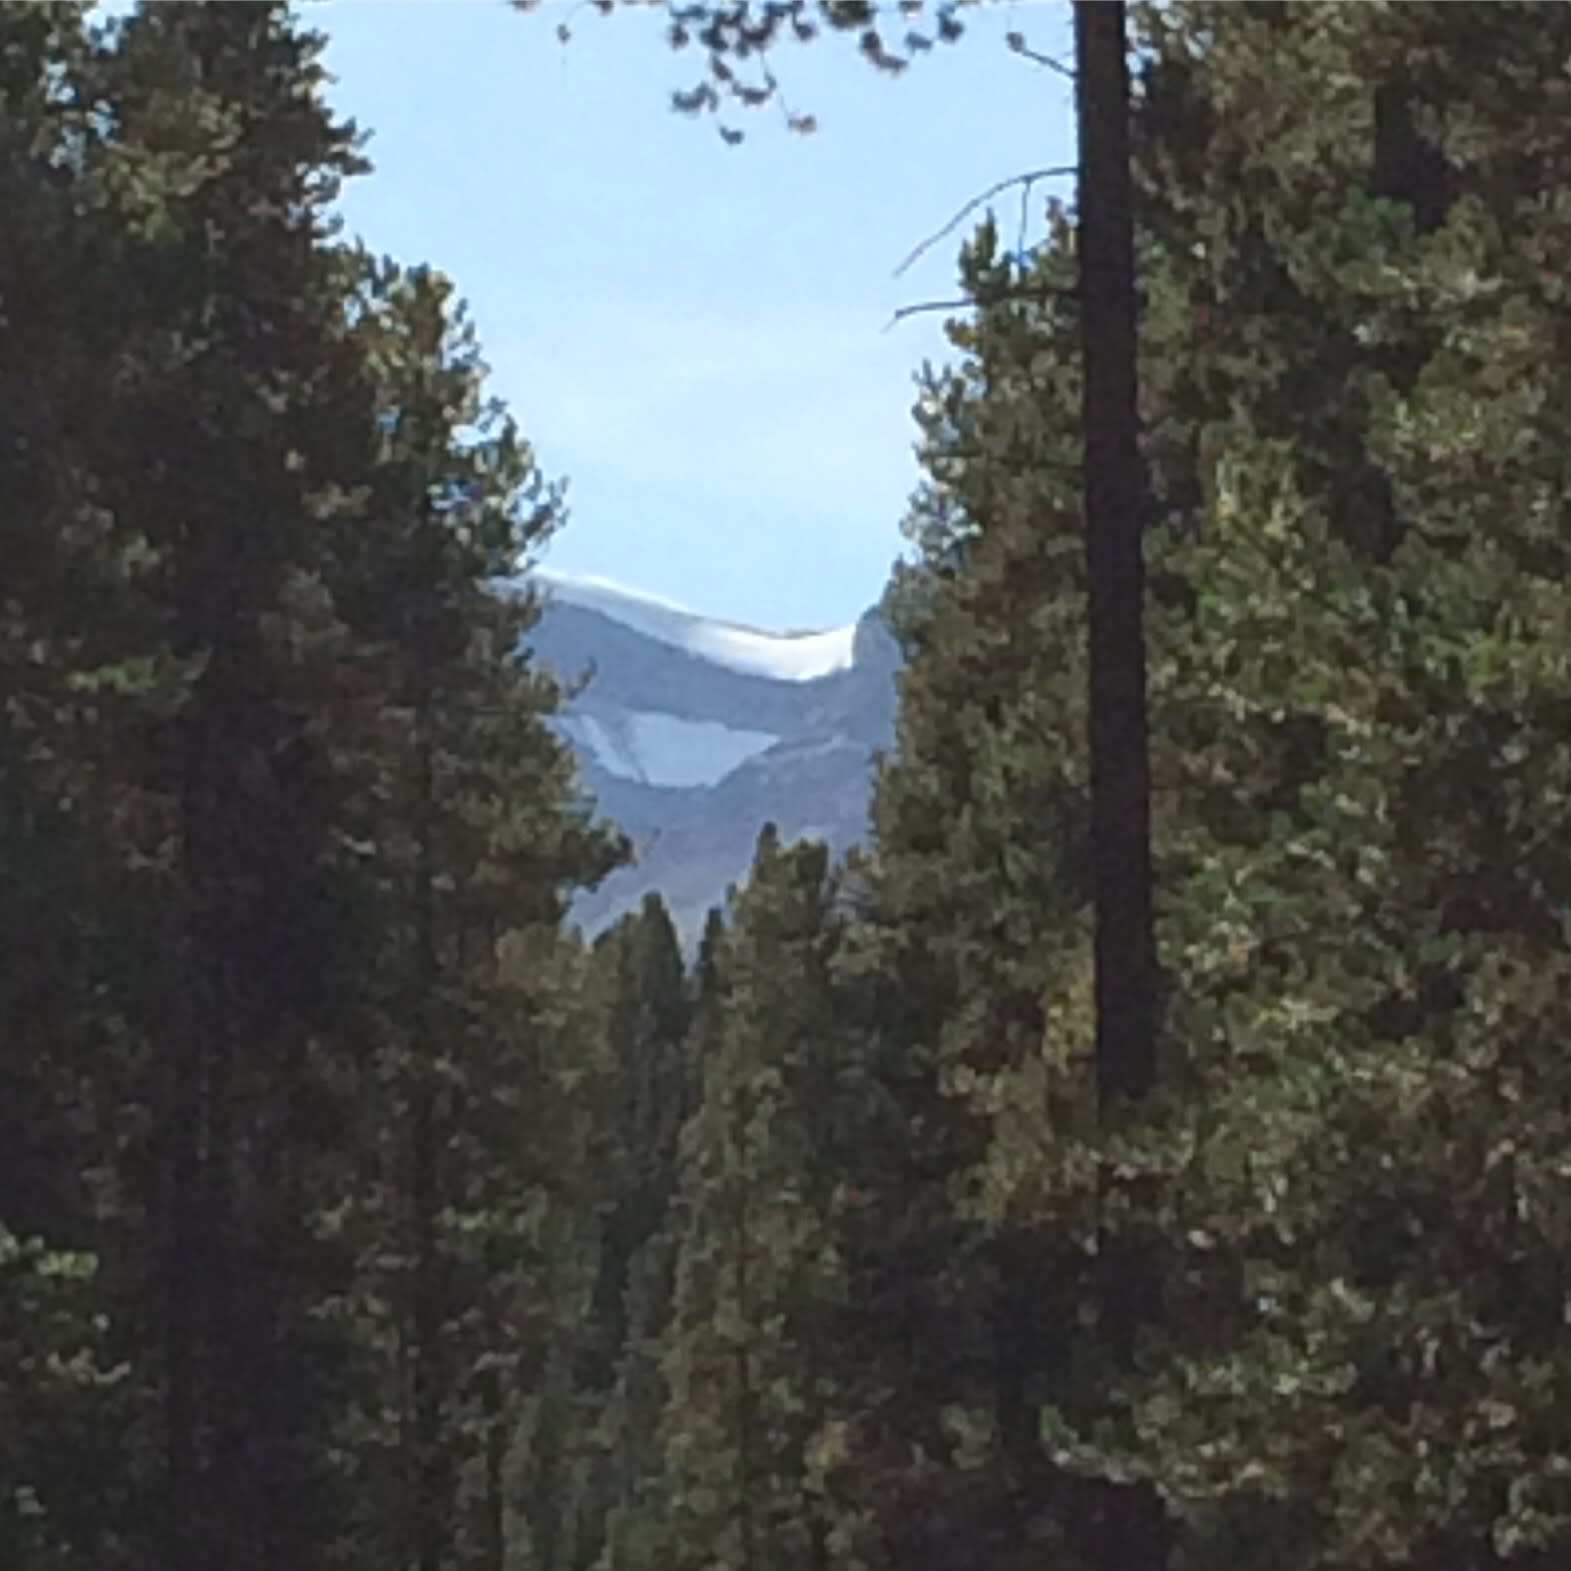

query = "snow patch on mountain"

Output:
[[531, 569, 858, 683], [559, 711, 780, 789]]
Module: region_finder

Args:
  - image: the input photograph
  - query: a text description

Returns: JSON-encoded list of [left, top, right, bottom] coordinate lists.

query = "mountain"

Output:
[[511, 570, 900, 940]]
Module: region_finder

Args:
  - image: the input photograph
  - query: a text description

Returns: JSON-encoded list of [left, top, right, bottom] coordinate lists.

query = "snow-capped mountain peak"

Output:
[[513, 568, 900, 939], [529, 569, 859, 684]]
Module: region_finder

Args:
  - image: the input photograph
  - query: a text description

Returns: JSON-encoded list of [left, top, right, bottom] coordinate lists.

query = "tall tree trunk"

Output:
[[1074, 5, 1167, 1568], [1076, 0, 1156, 1111]]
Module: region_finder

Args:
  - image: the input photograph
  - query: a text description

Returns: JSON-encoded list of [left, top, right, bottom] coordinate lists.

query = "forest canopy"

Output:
[[7, 4, 1571, 1571]]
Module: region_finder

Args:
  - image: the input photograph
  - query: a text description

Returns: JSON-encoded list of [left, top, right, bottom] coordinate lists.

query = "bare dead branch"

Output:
[[894, 165, 1075, 279], [883, 282, 1073, 331], [884, 297, 974, 329], [1006, 29, 1075, 78]]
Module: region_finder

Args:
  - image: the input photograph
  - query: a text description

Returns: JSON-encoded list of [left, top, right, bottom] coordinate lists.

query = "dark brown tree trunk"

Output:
[[1076, 0, 1157, 1113], [1075, 5, 1167, 1569]]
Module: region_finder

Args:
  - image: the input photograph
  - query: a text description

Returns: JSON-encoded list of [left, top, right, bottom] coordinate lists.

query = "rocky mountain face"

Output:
[[514, 571, 900, 941]]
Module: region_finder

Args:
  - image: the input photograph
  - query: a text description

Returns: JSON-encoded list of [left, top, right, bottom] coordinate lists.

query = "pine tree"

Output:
[[0, 5, 349, 1563], [0, 0, 126, 1316], [1073, 6, 1167, 1566], [587, 894, 693, 1391], [565, 894, 693, 1571], [319, 258, 621, 1571], [845, 8, 1571, 1570], [650, 830, 855, 1571], [84, 10, 374, 1562], [2, 6, 624, 1568], [810, 186, 1112, 1568], [592, 905, 728, 1571], [1107, 7, 1571, 1566]]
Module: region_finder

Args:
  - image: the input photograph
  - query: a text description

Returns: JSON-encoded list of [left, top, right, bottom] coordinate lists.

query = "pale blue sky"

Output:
[[318, 0, 1076, 628]]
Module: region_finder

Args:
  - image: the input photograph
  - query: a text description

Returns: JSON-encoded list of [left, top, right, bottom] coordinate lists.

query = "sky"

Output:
[[317, 0, 1077, 630]]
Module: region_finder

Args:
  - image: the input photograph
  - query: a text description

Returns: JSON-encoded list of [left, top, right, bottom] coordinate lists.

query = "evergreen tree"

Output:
[[649, 831, 855, 1571], [87, 10, 376, 1562], [1, 4, 365, 1562], [317, 258, 621, 1571], [566, 894, 693, 1571], [3, 9, 621, 1567], [587, 893, 693, 1392], [1074, 5, 1167, 1565], [847, 209, 1111, 1570], [840, 8, 1571, 1571], [1109, 7, 1571, 1566]]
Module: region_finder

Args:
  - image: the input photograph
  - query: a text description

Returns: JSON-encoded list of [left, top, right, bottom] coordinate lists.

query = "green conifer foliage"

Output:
[[564, 895, 693, 1571], [1116, 8, 1571, 1566], [645, 831, 858, 1571], [846, 7, 1571, 1569], [314, 259, 622, 1571], [2, 8, 620, 1567], [91, 10, 378, 1561], [26, 5, 1571, 1571]]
